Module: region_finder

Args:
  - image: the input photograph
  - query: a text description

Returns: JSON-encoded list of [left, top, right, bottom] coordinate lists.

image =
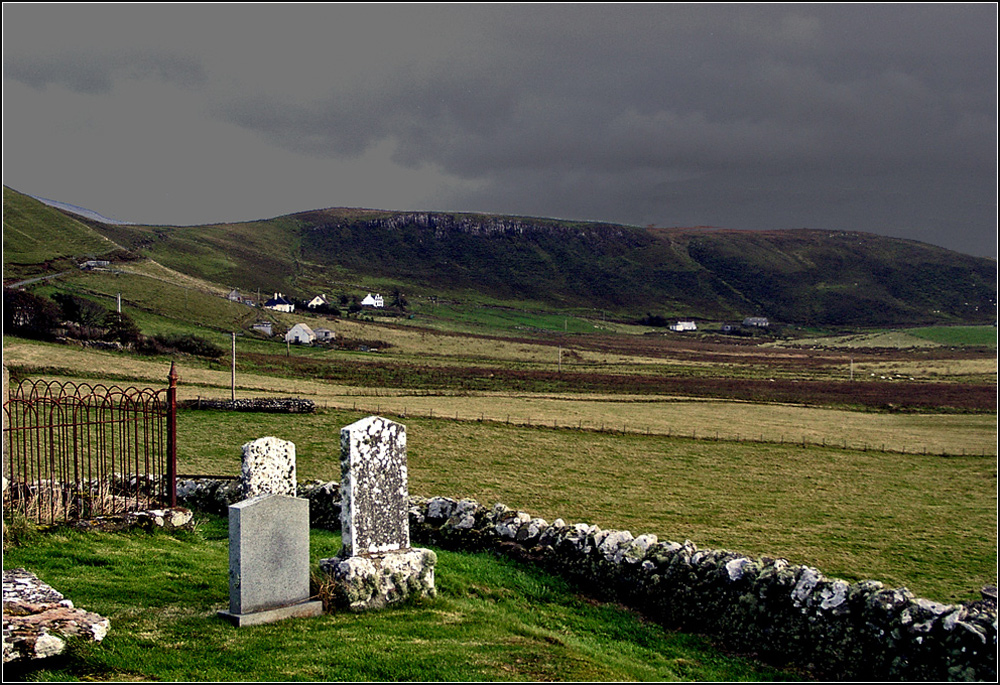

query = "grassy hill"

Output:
[[2, 187, 124, 281], [4, 186, 997, 327]]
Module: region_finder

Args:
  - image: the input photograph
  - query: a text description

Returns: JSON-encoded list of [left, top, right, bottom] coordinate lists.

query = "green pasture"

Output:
[[175, 408, 997, 604], [786, 325, 998, 351], [48, 270, 265, 335], [909, 325, 997, 348], [408, 301, 612, 335], [3, 519, 798, 682]]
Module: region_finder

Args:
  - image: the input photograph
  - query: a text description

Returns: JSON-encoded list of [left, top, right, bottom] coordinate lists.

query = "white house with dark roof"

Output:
[[264, 293, 295, 313]]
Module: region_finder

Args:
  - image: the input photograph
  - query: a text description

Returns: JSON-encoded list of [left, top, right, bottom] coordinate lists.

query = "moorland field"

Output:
[[2, 186, 997, 679]]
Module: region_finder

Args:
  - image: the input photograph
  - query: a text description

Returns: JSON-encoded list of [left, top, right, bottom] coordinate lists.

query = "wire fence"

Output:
[[318, 398, 996, 460]]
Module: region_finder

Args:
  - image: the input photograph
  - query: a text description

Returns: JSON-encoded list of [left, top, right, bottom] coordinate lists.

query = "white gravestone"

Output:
[[320, 416, 436, 612], [340, 416, 409, 555], [240, 436, 296, 499]]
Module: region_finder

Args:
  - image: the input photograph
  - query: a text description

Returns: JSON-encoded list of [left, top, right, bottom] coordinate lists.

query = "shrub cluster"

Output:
[[3, 288, 222, 359], [138, 334, 224, 359]]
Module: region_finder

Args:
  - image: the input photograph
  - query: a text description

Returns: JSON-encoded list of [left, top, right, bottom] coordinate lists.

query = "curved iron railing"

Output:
[[3, 365, 178, 524]]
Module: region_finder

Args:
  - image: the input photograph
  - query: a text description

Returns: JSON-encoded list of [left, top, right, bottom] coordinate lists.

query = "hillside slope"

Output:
[[3, 187, 124, 280], [4, 188, 996, 326]]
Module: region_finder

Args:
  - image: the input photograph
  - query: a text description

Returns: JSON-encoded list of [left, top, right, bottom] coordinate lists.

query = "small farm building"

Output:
[[285, 323, 316, 344], [670, 321, 697, 332], [314, 328, 336, 342], [251, 321, 273, 337], [743, 317, 769, 328]]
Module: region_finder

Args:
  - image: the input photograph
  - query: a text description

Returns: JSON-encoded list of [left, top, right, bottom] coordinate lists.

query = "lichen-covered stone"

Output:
[[623, 534, 658, 566], [181, 398, 315, 413], [240, 437, 296, 499], [340, 417, 409, 555], [319, 548, 437, 612], [426, 496, 457, 523], [298, 480, 341, 529], [70, 507, 194, 533], [176, 477, 242, 514]]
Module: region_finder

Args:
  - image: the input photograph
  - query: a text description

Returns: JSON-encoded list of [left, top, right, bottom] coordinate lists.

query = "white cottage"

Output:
[[285, 323, 316, 344], [307, 294, 329, 309], [670, 320, 697, 332], [360, 293, 384, 308], [264, 293, 295, 313]]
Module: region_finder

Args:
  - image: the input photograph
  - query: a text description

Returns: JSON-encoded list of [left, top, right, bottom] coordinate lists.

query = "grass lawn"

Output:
[[3, 518, 801, 682]]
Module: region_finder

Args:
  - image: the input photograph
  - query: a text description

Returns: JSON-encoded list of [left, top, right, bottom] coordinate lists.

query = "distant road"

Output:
[[5, 271, 72, 288]]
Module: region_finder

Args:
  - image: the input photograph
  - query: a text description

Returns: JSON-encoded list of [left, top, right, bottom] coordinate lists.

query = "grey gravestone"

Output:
[[221, 437, 319, 627], [218, 494, 323, 626], [320, 416, 436, 612], [240, 436, 296, 499]]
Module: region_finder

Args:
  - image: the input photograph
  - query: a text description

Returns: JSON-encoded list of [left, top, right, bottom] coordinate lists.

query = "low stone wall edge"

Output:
[[175, 477, 997, 682]]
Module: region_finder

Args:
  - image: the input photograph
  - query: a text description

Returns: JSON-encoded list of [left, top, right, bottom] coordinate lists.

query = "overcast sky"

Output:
[[3, 4, 997, 258]]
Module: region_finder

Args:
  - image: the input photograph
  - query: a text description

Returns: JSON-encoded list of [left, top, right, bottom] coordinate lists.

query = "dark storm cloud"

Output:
[[2, 3, 996, 257], [4, 50, 206, 94], [216, 5, 994, 180]]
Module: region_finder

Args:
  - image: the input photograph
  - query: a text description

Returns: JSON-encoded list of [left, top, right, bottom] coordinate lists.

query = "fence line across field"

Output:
[[328, 398, 994, 459]]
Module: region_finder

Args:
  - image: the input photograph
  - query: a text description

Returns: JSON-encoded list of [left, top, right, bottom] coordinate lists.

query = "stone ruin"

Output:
[[218, 436, 323, 626], [3, 568, 109, 664], [319, 416, 436, 611]]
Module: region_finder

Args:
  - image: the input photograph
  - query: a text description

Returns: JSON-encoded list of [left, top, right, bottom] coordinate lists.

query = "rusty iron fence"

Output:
[[3, 364, 178, 525]]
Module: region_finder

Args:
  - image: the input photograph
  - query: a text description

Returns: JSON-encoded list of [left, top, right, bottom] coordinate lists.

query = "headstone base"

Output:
[[319, 548, 437, 612], [217, 599, 324, 627]]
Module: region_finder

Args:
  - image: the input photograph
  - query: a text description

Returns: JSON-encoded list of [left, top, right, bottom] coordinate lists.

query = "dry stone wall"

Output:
[[180, 398, 315, 413], [176, 478, 997, 681]]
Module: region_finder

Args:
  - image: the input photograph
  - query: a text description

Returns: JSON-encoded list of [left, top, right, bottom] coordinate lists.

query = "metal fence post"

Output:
[[2, 366, 7, 502], [167, 362, 179, 507]]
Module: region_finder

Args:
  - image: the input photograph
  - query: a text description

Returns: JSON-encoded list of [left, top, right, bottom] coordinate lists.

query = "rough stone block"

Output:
[[319, 548, 437, 612], [3, 569, 109, 664]]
